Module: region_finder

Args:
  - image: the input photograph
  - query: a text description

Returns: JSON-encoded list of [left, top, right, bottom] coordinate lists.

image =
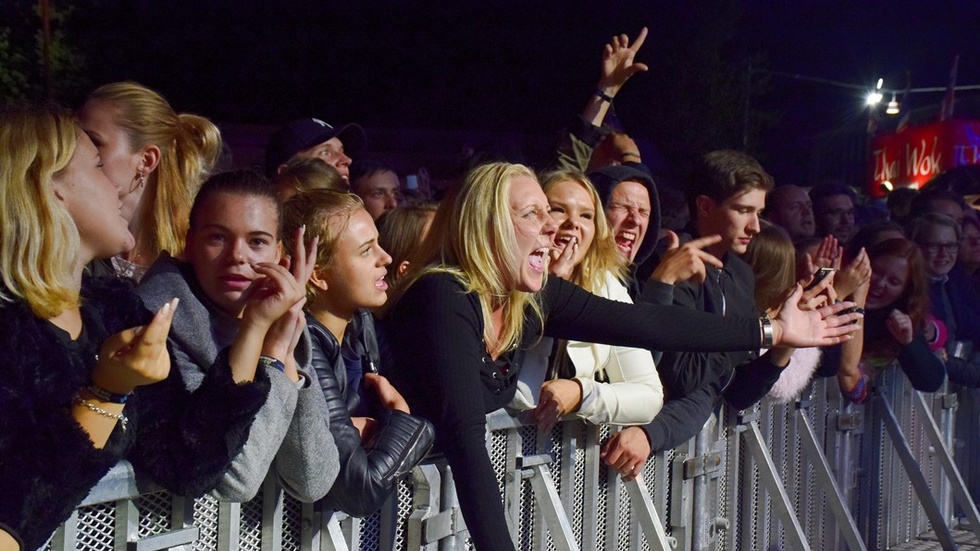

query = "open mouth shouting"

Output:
[[614, 231, 637, 258], [528, 246, 549, 274]]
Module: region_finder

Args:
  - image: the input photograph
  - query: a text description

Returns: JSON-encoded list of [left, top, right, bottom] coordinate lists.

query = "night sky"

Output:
[[26, 0, 980, 187]]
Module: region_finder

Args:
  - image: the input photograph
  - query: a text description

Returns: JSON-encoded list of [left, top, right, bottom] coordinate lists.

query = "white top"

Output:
[[511, 271, 664, 425]]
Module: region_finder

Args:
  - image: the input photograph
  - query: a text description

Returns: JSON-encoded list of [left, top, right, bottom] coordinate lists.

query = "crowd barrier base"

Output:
[[41, 365, 980, 551]]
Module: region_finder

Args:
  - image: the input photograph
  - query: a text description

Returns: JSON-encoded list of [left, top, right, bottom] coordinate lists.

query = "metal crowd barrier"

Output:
[[40, 364, 980, 551]]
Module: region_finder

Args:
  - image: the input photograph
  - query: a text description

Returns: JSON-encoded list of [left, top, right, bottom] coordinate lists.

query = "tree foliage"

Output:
[[0, 0, 89, 104]]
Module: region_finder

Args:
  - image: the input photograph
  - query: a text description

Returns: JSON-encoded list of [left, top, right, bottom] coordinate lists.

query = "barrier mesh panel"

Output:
[[566, 422, 584, 551], [135, 491, 172, 538], [239, 494, 263, 551], [75, 502, 115, 550], [490, 426, 507, 498], [192, 495, 220, 551], [720, 415, 734, 551], [359, 510, 382, 550], [597, 423, 612, 550], [281, 496, 302, 551], [394, 477, 413, 550], [50, 370, 967, 551]]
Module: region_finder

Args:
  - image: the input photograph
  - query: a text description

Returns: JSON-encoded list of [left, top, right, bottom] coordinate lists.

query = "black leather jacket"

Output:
[[307, 311, 435, 516]]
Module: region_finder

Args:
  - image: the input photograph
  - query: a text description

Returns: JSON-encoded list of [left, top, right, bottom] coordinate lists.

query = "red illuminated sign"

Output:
[[870, 120, 980, 196]]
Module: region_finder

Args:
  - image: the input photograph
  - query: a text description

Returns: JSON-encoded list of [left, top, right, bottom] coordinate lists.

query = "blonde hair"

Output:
[[274, 156, 347, 200], [282, 190, 365, 303], [540, 170, 627, 293], [389, 162, 544, 357], [376, 202, 438, 287], [743, 222, 796, 312], [0, 105, 82, 318], [87, 82, 222, 262]]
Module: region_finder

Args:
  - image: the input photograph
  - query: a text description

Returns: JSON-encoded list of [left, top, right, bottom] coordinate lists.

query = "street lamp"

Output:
[[866, 78, 884, 106], [885, 93, 900, 115]]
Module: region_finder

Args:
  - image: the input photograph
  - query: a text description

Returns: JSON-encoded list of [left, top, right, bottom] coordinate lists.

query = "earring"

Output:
[[130, 171, 146, 193]]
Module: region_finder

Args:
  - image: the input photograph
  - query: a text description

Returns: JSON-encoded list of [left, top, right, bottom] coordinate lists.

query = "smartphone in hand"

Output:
[[804, 267, 834, 291]]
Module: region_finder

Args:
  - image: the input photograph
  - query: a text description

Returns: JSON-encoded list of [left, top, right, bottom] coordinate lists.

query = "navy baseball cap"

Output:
[[264, 118, 366, 175]]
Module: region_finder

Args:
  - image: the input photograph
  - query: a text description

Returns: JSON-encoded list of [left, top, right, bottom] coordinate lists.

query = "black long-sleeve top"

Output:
[[0, 277, 268, 550], [382, 272, 763, 551], [638, 255, 785, 452], [863, 308, 946, 393]]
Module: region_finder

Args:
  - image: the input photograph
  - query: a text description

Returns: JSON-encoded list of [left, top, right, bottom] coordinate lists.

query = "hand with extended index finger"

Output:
[[90, 298, 179, 396], [599, 27, 649, 95], [650, 231, 724, 285], [285, 224, 319, 287]]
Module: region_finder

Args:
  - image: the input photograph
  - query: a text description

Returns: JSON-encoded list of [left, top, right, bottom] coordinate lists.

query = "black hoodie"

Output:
[[588, 163, 662, 298]]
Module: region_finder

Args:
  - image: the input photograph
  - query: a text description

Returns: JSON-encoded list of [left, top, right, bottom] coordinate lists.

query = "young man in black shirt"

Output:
[[603, 150, 800, 476]]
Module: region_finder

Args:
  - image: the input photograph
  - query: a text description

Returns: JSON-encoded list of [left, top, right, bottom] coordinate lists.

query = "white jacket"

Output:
[[512, 272, 664, 425]]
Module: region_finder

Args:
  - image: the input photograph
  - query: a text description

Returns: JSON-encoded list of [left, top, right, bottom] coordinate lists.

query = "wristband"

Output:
[[259, 355, 286, 373], [621, 152, 641, 160], [86, 384, 132, 404], [595, 89, 615, 103], [760, 313, 774, 349]]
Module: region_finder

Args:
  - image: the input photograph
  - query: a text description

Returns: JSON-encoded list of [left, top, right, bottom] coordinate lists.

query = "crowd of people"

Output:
[[2, 27, 977, 551]]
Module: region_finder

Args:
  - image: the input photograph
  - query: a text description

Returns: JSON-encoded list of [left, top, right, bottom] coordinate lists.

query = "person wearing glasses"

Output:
[[910, 213, 980, 373]]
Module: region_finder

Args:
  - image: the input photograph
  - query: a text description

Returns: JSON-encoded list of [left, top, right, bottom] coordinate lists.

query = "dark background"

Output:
[[3, 0, 979, 188]]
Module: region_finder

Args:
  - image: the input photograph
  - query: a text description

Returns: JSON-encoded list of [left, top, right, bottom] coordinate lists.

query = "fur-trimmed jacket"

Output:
[[0, 276, 269, 551]]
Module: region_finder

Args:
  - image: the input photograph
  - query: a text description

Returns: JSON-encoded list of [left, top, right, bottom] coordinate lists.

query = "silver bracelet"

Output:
[[760, 313, 774, 349], [73, 395, 128, 431]]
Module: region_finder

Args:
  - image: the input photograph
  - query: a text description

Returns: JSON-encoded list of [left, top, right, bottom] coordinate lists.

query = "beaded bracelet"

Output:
[[73, 395, 128, 431]]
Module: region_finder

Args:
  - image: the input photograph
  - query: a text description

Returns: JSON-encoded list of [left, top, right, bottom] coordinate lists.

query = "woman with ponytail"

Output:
[[79, 81, 221, 281]]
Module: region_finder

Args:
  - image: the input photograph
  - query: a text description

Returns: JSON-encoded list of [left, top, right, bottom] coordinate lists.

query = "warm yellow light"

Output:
[[881, 181, 894, 192], [886, 94, 900, 115]]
